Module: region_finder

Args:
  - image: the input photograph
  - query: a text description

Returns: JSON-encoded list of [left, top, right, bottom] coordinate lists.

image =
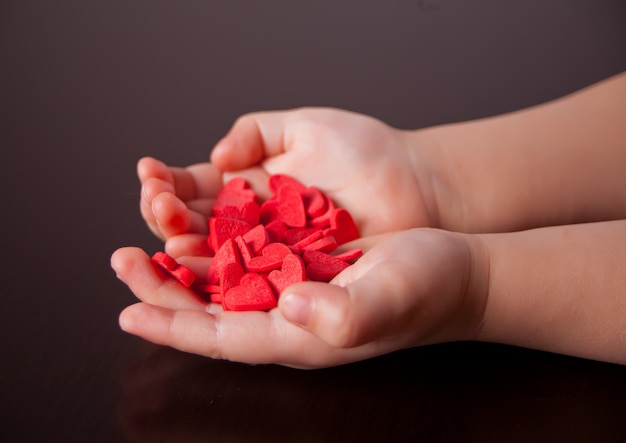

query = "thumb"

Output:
[[277, 229, 476, 349], [278, 266, 410, 349], [211, 111, 289, 171]]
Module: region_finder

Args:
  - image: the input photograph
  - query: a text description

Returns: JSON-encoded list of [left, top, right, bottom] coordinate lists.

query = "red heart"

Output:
[[285, 228, 324, 249], [234, 235, 254, 266], [246, 242, 293, 272], [242, 224, 270, 255], [213, 201, 261, 226], [206, 238, 241, 285], [208, 217, 253, 252], [301, 235, 338, 253], [190, 283, 218, 304], [224, 273, 277, 311], [151, 251, 178, 272], [286, 228, 323, 248], [309, 198, 336, 229], [169, 265, 196, 288], [260, 183, 306, 228], [264, 220, 287, 243], [268, 254, 307, 295], [210, 293, 222, 304], [302, 186, 328, 218], [268, 174, 307, 194], [213, 177, 257, 213], [332, 248, 363, 263], [302, 250, 350, 282], [323, 208, 360, 245], [220, 261, 245, 310], [151, 252, 196, 288]]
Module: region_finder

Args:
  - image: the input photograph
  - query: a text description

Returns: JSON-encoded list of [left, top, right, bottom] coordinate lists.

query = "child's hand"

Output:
[[111, 229, 488, 369], [210, 108, 436, 235], [138, 108, 438, 256]]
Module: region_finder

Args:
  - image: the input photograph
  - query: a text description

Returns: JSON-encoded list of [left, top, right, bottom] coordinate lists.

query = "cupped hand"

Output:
[[111, 228, 488, 369], [138, 108, 438, 256], [211, 107, 436, 234]]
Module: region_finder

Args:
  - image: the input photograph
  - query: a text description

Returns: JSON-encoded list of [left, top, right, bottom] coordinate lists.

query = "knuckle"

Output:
[[326, 307, 362, 349]]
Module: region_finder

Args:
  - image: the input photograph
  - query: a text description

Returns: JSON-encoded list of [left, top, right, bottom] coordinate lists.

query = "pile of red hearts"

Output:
[[151, 174, 362, 311]]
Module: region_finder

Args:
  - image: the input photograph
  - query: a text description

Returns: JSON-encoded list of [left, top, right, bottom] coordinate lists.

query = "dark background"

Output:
[[1, 1, 626, 442]]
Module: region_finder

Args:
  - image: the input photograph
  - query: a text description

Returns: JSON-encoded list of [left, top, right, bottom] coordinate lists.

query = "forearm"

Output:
[[411, 72, 626, 233], [472, 219, 626, 365]]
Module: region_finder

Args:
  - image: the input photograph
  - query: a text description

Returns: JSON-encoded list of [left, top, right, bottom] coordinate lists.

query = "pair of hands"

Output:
[[112, 108, 486, 368]]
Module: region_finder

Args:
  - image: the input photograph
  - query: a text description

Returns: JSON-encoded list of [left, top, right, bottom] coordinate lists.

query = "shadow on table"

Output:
[[117, 342, 625, 442]]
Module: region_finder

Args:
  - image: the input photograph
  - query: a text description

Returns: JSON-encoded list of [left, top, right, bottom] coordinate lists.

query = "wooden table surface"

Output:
[[2, 1, 626, 441]]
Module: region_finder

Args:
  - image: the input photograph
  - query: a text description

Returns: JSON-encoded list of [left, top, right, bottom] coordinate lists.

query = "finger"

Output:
[[120, 304, 279, 364], [165, 233, 213, 258], [137, 156, 174, 184], [118, 303, 382, 368], [151, 192, 209, 237], [138, 158, 216, 240], [210, 110, 289, 171], [174, 255, 213, 279], [111, 247, 207, 311], [139, 157, 223, 202], [185, 198, 215, 218], [333, 232, 394, 255], [172, 162, 223, 202], [140, 177, 176, 239]]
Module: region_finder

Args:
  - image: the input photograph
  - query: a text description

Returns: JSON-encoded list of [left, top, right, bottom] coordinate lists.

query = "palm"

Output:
[[255, 109, 430, 235]]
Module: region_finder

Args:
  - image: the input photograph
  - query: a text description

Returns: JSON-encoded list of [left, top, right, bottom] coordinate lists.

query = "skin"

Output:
[[112, 72, 626, 368]]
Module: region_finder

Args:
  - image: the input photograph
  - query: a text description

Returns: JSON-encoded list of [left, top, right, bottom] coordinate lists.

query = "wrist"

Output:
[[402, 126, 467, 231], [403, 229, 492, 345], [456, 232, 492, 342]]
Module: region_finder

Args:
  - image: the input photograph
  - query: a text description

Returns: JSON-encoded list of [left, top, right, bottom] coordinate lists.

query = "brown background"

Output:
[[1, 1, 626, 442]]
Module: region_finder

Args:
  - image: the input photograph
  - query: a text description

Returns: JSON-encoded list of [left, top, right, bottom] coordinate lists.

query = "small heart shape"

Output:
[[260, 183, 306, 228], [213, 177, 257, 213], [151, 251, 178, 272], [302, 186, 328, 218], [169, 265, 196, 288], [234, 235, 254, 266], [246, 242, 293, 272], [224, 273, 277, 311], [151, 252, 196, 288], [220, 261, 245, 309], [268, 174, 307, 194], [268, 254, 307, 295], [301, 235, 338, 253], [309, 198, 336, 229], [287, 228, 323, 248], [287, 228, 324, 250], [264, 220, 287, 243], [206, 238, 241, 285], [331, 248, 363, 263], [242, 224, 270, 255], [323, 208, 359, 245], [213, 201, 261, 226], [302, 250, 350, 282], [208, 216, 253, 252]]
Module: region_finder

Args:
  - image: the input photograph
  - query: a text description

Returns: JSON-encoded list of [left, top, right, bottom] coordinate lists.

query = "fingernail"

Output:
[[280, 292, 312, 326]]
